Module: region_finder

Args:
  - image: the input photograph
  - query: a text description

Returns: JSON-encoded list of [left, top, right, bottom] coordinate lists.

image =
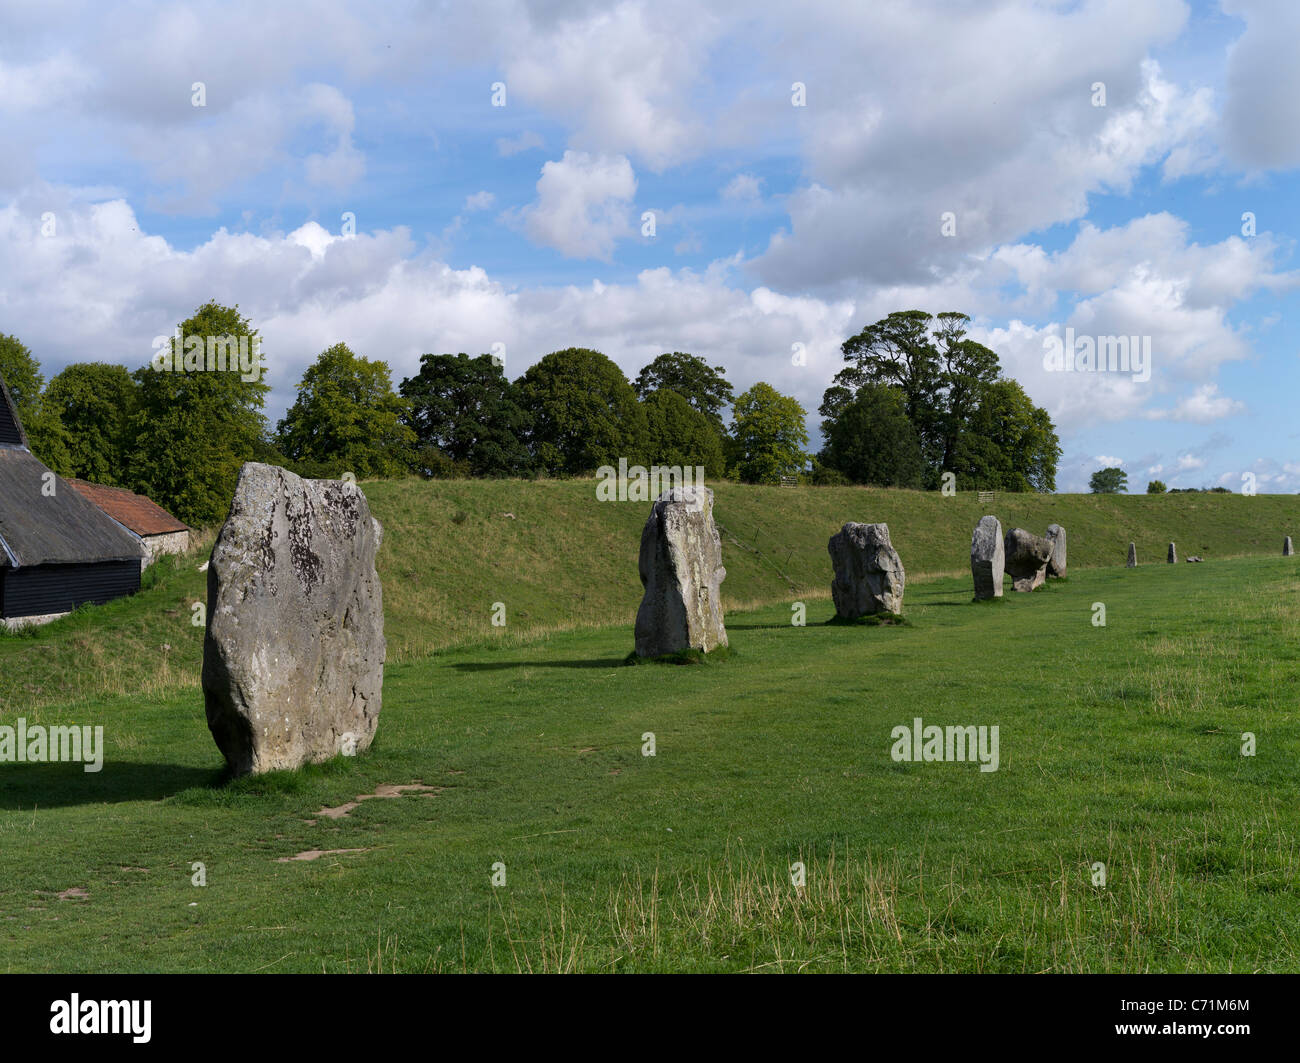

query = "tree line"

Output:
[[0, 302, 1060, 527], [1089, 467, 1232, 495]]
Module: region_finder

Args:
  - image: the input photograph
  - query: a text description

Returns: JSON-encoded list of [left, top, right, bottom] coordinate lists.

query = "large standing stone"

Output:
[[828, 522, 905, 618], [1167, 542, 1177, 564], [1004, 528, 1053, 592], [634, 486, 727, 657], [1285, 536, 1293, 557], [202, 463, 385, 776], [1045, 524, 1067, 578], [1127, 542, 1137, 568], [970, 516, 1004, 600]]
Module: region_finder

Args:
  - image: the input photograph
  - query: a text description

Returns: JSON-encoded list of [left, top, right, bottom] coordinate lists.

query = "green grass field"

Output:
[[2, 495, 1299, 970]]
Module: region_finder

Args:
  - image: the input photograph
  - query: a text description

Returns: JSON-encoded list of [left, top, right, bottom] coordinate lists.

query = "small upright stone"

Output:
[[1045, 524, 1067, 578], [1004, 528, 1053, 592], [202, 463, 385, 777], [970, 515, 1004, 600], [634, 486, 728, 657], [1127, 542, 1137, 567], [1168, 542, 1177, 564], [1285, 536, 1293, 557], [829, 522, 905, 618]]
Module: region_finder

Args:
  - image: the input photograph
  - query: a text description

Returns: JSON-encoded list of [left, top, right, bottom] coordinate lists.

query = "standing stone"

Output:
[[970, 516, 1004, 600], [634, 486, 727, 657], [1004, 528, 1053, 592], [1168, 542, 1177, 564], [828, 522, 906, 618], [1045, 524, 1067, 578], [1285, 537, 1293, 557], [1127, 542, 1137, 567], [202, 463, 385, 777]]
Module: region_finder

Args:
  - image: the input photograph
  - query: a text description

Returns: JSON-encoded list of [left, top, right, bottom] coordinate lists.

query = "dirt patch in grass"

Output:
[[313, 782, 443, 820], [276, 848, 370, 863]]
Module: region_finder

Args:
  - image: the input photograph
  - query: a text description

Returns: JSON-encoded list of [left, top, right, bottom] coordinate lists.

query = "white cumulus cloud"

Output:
[[517, 151, 637, 261]]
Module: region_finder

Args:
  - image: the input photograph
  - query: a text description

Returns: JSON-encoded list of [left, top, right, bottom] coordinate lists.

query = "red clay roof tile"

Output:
[[66, 479, 191, 537]]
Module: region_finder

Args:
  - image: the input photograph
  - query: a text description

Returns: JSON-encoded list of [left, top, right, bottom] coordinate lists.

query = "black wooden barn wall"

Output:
[[0, 560, 141, 618]]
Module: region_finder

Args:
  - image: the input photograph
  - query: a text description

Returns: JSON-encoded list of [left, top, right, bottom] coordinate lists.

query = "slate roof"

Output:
[[67, 479, 190, 537], [0, 374, 144, 568]]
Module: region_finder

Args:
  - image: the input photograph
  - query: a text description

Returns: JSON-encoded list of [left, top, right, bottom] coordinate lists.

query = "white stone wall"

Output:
[[3, 611, 71, 631], [141, 530, 190, 569]]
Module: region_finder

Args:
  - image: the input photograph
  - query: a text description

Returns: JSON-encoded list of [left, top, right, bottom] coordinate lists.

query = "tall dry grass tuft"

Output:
[[463, 841, 1228, 972]]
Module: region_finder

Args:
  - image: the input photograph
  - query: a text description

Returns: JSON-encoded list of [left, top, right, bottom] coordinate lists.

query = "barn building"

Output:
[[67, 479, 191, 568], [0, 374, 144, 628]]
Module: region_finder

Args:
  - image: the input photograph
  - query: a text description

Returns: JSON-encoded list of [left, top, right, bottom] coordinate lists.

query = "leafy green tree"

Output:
[[399, 353, 531, 476], [831, 310, 945, 471], [931, 313, 1000, 470], [808, 459, 849, 486], [817, 382, 856, 425], [729, 382, 809, 484], [1021, 404, 1060, 493], [516, 348, 648, 475], [0, 333, 74, 474], [1146, 479, 1167, 494], [819, 383, 924, 487], [127, 301, 270, 526], [1089, 466, 1128, 494], [45, 362, 138, 485], [633, 352, 734, 434], [951, 379, 1060, 492], [0, 333, 43, 412], [827, 311, 1056, 492], [276, 343, 415, 479], [641, 388, 726, 474]]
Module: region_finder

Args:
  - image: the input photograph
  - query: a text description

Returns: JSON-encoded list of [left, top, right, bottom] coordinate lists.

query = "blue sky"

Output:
[[1, 0, 1297, 491]]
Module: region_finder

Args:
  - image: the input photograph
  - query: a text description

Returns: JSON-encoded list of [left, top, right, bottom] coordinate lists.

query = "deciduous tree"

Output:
[[517, 348, 648, 475], [46, 362, 138, 485], [1089, 466, 1128, 494], [729, 382, 809, 484], [0, 333, 74, 474], [399, 353, 531, 476], [634, 352, 734, 434], [276, 342, 416, 479], [127, 302, 270, 526]]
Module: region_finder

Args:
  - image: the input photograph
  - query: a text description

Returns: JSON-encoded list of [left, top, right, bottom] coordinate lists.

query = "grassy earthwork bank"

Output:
[[1, 480, 1298, 971], [4, 478, 1295, 710]]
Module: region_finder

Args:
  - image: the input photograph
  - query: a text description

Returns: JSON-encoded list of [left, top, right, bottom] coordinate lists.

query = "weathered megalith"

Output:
[[1285, 536, 1294, 557], [828, 522, 905, 618], [634, 486, 727, 657], [1004, 528, 1053, 592], [970, 515, 1004, 600], [1127, 542, 1137, 567], [202, 463, 385, 776], [1045, 524, 1067, 578], [1167, 542, 1177, 564]]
